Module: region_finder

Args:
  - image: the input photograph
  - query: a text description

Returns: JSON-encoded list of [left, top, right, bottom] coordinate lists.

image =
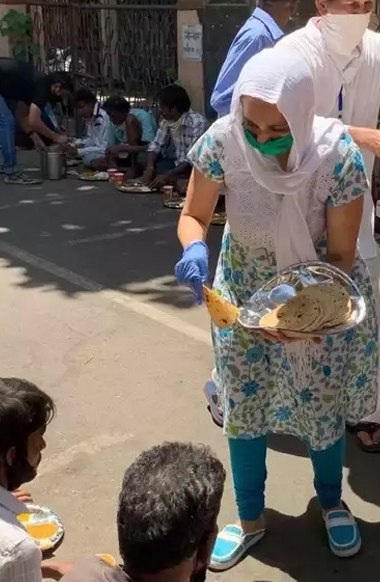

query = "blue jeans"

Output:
[[0, 93, 16, 174], [229, 434, 345, 521]]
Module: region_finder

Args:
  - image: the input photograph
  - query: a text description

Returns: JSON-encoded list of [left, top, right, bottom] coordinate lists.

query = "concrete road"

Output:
[[0, 153, 380, 582]]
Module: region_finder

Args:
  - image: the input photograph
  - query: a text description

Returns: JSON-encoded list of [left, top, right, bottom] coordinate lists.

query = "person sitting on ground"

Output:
[[93, 96, 157, 177], [60, 442, 226, 582], [0, 58, 69, 185], [66, 89, 110, 170], [142, 84, 208, 190], [15, 71, 73, 150], [0, 377, 71, 581]]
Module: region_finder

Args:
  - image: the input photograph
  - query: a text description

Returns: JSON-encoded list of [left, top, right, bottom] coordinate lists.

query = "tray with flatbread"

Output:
[[116, 181, 156, 193], [78, 171, 109, 181], [203, 262, 366, 337], [18, 503, 64, 553]]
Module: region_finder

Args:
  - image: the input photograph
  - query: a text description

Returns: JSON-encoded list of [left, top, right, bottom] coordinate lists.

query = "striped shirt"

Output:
[[0, 487, 42, 582]]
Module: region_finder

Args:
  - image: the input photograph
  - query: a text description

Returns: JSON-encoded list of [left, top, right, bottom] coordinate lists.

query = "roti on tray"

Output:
[[203, 286, 240, 329], [260, 282, 351, 336]]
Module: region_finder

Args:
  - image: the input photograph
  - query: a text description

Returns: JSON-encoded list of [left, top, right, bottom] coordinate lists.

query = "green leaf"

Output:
[[230, 255, 237, 271], [229, 424, 239, 437], [322, 394, 334, 404], [239, 336, 250, 350]]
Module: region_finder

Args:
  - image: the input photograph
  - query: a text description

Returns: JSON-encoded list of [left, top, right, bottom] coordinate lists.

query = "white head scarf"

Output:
[[229, 47, 346, 271]]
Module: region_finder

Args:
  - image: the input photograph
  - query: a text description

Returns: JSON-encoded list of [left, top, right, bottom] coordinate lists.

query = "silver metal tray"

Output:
[[238, 261, 366, 336]]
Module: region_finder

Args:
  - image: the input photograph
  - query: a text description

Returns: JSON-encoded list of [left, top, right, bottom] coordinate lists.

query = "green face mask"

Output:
[[244, 127, 293, 156]]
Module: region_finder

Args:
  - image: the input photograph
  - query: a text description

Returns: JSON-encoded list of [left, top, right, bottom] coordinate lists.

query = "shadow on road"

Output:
[[268, 432, 380, 509], [0, 152, 223, 308], [248, 498, 380, 582]]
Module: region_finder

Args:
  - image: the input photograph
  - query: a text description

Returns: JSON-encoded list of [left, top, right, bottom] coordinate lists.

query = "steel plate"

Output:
[[238, 261, 366, 336]]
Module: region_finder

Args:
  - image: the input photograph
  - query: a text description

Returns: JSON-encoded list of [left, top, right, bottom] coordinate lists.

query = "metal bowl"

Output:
[[238, 261, 367, 336]]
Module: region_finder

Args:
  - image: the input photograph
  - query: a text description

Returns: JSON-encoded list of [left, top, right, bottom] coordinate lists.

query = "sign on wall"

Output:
[[181, 24, 203, 62]]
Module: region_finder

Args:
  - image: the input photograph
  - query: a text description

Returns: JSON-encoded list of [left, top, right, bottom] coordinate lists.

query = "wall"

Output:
[[177, 9, 205, 114]]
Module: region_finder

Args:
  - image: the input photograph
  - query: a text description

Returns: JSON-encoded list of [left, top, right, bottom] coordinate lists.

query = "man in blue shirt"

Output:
[[211, 0, 298, 117]]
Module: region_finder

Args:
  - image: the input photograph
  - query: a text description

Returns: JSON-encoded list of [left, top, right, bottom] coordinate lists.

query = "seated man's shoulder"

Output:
[[188, 110, 208, 127], [61, 557, 126, 582], [127, 112, 142, 127], [0, 529, 41, 580]]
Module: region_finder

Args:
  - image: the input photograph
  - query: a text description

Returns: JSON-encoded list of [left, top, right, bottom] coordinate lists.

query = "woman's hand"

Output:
[[326, 197, 363, 274], [175, 241, 209, 304]]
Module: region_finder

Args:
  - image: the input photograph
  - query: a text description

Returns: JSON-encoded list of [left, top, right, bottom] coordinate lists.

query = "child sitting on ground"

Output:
[[91, 96, 157, 177]]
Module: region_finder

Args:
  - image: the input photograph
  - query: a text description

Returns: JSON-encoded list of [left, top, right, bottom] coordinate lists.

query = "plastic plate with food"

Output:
[[78, 171, 109, 181], [18, 504, 64, 552], [116, 181, 156, 193]]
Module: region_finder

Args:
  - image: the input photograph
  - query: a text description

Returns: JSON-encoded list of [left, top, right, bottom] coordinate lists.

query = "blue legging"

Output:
[[229, 434, 345, 521]]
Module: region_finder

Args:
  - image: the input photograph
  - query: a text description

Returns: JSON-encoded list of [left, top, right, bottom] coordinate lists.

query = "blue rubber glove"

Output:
[[175, 241, 209, 304]]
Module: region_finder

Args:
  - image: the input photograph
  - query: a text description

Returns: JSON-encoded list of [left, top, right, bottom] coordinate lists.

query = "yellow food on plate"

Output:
[[17, 513, 31, 523], [96, 554, 117, 567], [25, 522, 58, 539], [203, 286, 240, 329], [260, 282, 351, 334]]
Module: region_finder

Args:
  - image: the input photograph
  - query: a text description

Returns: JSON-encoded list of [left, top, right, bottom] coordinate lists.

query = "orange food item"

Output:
[[96, 554, 116, 567], [26, 522, 58, 539], [17, 513, 30, 523]]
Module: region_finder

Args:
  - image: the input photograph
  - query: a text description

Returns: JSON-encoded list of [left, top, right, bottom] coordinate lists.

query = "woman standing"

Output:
[[175, 48, 378, 569]]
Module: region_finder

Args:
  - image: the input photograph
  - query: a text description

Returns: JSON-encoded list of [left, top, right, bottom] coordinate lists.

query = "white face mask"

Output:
[[320, 12, 371, 57], [166, 114, 184, 132]]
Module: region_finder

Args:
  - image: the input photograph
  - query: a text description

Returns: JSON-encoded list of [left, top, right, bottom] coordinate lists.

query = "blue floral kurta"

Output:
[[188, 122, 378, 451]]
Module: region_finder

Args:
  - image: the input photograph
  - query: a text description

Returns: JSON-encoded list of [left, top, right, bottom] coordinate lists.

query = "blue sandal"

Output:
[[324, 507, 361, 557], [209, 524, 266, 571]]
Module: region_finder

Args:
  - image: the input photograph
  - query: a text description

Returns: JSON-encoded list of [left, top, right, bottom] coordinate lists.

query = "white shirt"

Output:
[[278, 21, 380, 260], [75, 101, 110, 158], [0, 487, 42, 582]]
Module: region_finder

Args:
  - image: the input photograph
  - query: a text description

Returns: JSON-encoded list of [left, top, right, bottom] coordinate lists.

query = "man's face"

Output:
[[108, 109, 128, 126], [50, 82, 63, 98], [3, 426, 46, 490], [27, 426, 46, 470], [76, 101, 94, 119], [316, 0, 373, 15], [159, 102, 179, 122]]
